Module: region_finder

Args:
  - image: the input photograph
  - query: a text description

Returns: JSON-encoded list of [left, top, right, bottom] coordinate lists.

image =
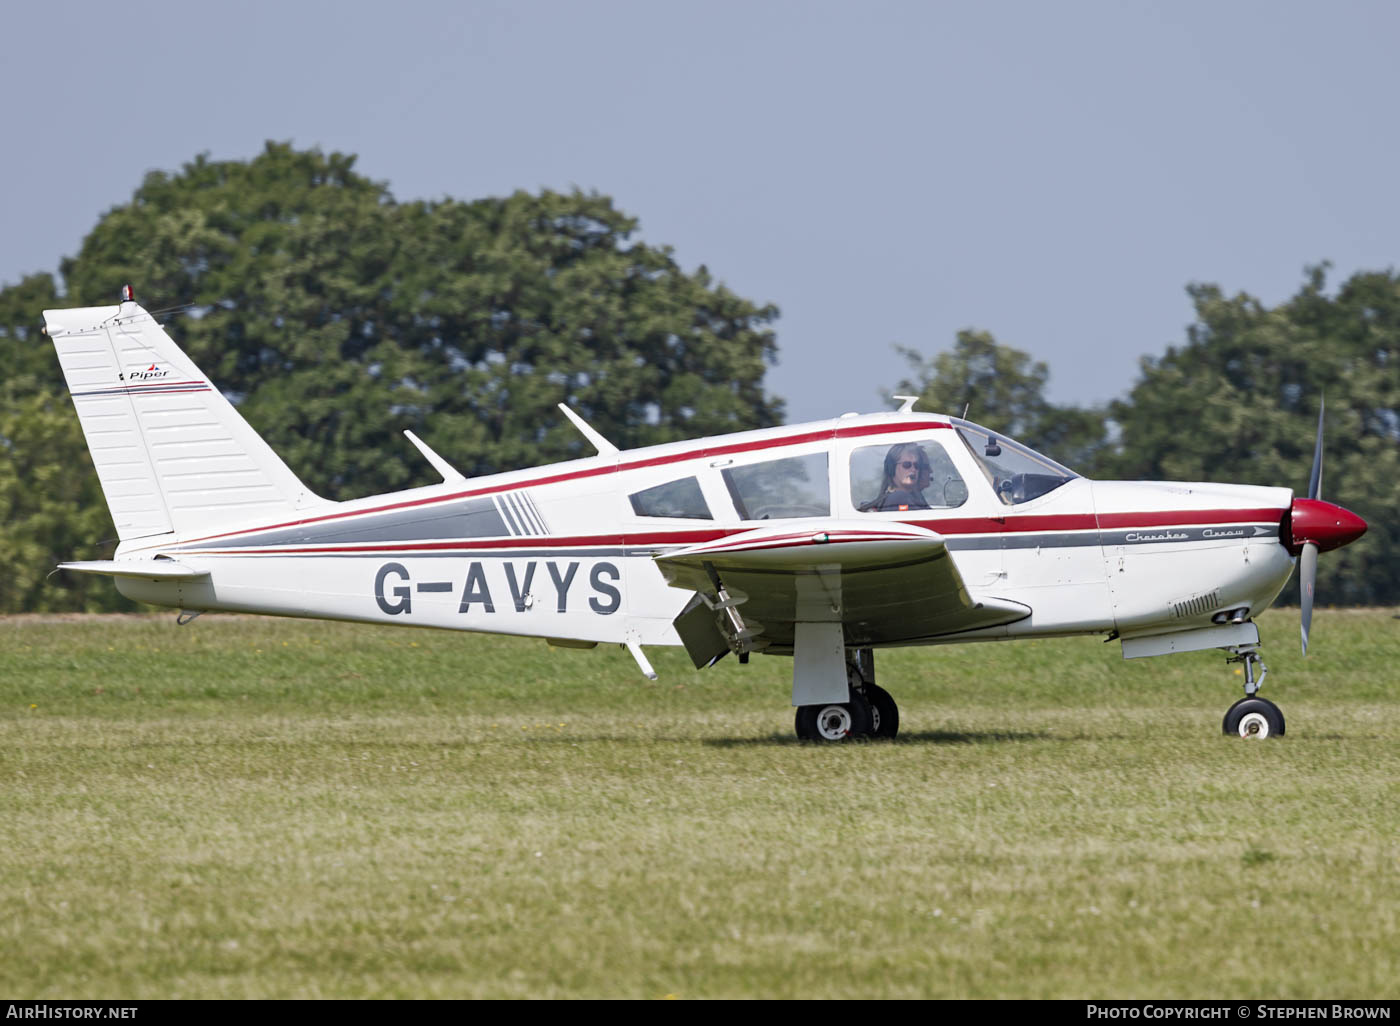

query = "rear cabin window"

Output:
[[629, 477, 712, 519], [721, 453, 830, 520], [851, 440, 968, 512]]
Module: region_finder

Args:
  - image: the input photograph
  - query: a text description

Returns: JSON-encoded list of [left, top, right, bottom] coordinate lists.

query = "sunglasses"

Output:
[[897, 460, 924, 470]]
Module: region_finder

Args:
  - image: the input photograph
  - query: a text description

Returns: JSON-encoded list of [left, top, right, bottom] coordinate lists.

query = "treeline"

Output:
[[1, 144, 1395, 610]]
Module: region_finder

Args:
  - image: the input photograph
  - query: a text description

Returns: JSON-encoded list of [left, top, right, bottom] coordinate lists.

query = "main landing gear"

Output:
[[1222, 643, 1285, 738], [794, 647, 899, 742]]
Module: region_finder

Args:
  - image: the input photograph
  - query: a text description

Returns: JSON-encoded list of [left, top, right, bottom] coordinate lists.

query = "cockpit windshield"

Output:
[[950, 419, 1079, 505]]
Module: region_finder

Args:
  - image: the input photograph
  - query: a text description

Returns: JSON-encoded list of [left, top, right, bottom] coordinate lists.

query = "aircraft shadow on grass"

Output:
[[704, 729, 1050, 748]]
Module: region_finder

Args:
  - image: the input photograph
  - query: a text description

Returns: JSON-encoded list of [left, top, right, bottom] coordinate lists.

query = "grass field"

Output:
[[1, 608, 1397, 999]]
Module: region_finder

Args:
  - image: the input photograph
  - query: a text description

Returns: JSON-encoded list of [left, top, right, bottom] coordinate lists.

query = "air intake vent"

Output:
[[1171, 590, 1221, 619]]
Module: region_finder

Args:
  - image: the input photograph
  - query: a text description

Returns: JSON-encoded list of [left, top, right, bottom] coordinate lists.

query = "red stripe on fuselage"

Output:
[[906, 507, 1286, 536], [1096, 508, 1283, 530], [185, 530, 729, 557], [178, 508, 1285, 558]]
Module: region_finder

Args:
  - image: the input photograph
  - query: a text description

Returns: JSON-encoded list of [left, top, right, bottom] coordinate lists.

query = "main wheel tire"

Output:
[[1223, 696, 1286, 738], [866, 684, 899, 739], [795, 692, 874, 742]]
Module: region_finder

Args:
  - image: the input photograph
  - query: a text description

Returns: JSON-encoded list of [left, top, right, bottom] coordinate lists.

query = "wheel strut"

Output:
[[1226, 643, 1268, 696], [845, 647, 873, 696], [847, 647, 899, 739]]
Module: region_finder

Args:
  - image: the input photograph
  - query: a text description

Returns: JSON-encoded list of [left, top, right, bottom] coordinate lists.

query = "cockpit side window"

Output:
[[721, 453, 830, 521], [851, 440, 968, 512], [629, 477, 713, 519], [953, 424, 1077, 505]]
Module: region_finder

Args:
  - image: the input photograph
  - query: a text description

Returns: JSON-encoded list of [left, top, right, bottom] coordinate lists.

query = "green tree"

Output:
[[1, 143, 784, 610], [0, 382, 132, 612], [1108, 265, 1400, 605], [0, 272, 62, 386], [893, 330, 1110, 473], [0, 272, 133, 611]]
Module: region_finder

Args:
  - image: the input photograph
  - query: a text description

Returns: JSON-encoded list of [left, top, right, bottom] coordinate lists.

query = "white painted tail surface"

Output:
[[43, 299, 328, 542]]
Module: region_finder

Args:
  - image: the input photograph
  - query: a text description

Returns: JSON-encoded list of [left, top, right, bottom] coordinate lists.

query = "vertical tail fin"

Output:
[[42, 295, 328, 543]]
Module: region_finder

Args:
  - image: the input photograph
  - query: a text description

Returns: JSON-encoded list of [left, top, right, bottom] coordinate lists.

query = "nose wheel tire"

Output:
[[796, 692, 873, 741], [1223, 697, 1285, 739], [866, 684, 899, 739]]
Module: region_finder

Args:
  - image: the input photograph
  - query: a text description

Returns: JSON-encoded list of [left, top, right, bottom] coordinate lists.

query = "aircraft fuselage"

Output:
[[110, 413, 1298, 652]]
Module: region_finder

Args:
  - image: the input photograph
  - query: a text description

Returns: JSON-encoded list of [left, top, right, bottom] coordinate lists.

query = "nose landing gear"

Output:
[[1222, 643, 1285, 738]]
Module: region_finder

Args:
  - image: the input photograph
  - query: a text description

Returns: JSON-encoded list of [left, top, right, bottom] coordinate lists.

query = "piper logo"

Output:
[[128, 363, 171, 382]]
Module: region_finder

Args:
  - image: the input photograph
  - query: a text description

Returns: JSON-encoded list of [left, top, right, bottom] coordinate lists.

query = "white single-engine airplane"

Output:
[[42, 289, 1368, 741]]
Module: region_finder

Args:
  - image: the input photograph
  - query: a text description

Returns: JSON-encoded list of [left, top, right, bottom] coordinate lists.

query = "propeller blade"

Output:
[[1300, 541, 1318, 654], [1308, 397, 1324, 501]]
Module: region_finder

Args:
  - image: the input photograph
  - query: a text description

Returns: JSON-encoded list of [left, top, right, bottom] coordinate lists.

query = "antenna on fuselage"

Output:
[[893, 395, 920, 413], [557, 404, 619, 457], [403, 430, 468, 485]]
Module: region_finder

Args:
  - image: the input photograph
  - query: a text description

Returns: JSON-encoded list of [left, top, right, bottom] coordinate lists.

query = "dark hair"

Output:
[[880, 443, 931, 494]]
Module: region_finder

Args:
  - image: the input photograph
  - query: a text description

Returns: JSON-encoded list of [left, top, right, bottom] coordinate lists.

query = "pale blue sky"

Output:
[[4, 0, 1397, 423]]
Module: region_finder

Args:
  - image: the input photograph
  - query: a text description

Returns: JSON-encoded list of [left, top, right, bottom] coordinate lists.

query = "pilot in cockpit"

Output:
[[863, 443, 932, 512]]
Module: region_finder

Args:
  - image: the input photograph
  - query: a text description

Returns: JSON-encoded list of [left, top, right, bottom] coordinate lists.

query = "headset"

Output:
[[883, 443, 932, 492]]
